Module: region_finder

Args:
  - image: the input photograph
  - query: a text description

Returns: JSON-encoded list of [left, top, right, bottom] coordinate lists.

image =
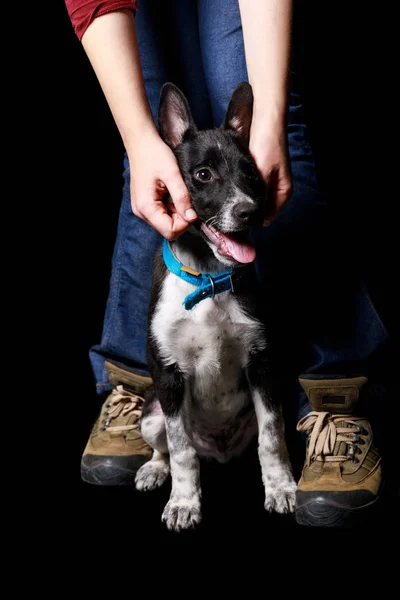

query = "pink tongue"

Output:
[[218, 231, 256, 263]]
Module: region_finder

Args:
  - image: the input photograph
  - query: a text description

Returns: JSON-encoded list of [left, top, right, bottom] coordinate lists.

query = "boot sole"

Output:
[[295, 494, 381, 528], [81, 455, 149, 486]]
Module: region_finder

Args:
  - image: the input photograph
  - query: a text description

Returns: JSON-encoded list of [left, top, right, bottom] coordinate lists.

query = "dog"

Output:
[[134, 82, 296, 531]]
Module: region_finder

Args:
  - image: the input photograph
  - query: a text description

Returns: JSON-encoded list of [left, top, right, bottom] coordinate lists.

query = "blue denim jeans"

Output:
[[89, 0, 388, 416]]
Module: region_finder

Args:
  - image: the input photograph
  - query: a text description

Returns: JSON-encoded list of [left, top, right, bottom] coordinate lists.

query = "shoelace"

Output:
[[297, 411, 366, 466], [101, 385, 144, 434]]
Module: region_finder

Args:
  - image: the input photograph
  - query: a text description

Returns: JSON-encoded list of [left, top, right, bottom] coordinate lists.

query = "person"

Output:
[[65, 0, 389, 526]]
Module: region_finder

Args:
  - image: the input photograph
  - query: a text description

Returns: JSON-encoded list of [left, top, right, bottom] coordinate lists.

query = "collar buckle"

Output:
[[229, 274, 235, 294], [207, 274, 215, 299]]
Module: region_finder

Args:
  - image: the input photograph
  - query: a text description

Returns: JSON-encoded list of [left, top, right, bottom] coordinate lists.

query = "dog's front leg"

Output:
[[248, 353, 296, 514], [157, 364, 201, 531]]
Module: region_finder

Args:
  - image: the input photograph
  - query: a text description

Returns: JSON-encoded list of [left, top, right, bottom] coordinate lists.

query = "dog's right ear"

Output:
[[158, 83, 197, 149]]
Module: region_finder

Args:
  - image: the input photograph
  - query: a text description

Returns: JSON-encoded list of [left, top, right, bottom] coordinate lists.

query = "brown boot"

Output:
[[81, 361, 153, 486], [295, 375, 383, 527]]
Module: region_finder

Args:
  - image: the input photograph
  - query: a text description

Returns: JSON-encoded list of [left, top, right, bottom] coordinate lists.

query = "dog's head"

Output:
[[158, 82, 267, 266]]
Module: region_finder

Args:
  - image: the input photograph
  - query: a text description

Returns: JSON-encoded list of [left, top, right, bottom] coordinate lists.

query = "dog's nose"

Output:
[[233, 202, 258, 224]]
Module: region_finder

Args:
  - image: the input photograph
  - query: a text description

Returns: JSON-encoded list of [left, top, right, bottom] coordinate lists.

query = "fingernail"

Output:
[[185, 208, 197, 220]]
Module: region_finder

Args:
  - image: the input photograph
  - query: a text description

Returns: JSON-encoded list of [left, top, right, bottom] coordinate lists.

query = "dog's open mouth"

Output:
[[200, 223, 256, 263]]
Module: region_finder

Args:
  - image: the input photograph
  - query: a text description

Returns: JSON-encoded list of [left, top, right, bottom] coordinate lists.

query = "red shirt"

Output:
[[65, 0, 138, 40]]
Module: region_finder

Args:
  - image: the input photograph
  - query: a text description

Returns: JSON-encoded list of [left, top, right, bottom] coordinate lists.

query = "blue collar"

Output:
[[163, 239, 249, 310]]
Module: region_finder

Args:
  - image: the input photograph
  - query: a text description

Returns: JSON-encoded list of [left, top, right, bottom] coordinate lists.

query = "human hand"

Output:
[[127, 130, 197, 239], [249, 120, 292, 224]]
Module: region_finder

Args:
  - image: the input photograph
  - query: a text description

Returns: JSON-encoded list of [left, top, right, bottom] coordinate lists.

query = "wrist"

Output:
[[124, 120, 159, 155], [252, 92, 288, 130], [250, 115, 287, 146], [253, 108, 286, 133]]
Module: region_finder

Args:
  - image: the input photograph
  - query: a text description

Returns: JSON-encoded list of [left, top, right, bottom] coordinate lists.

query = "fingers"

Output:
[[163, 169, 197, 222], [127, 136, 198, 238], [263, 170, 292, 226], [272, 182, 292, 216], [132, 195, 191, 240], [131, 166, 197, 239]]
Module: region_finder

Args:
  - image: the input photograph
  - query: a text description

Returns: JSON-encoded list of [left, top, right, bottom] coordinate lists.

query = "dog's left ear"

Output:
[[158, 83, 197, 149], [223, 82, 253, 145]]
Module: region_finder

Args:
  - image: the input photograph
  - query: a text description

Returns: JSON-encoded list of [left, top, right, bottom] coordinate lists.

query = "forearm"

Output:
[[81, 9, 157, 153], [238, 0, 293, 126]]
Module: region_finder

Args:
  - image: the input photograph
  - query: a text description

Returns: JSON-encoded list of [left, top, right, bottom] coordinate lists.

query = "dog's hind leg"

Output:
[[135, 448, 170, 491], [135, 389, 170, 491]]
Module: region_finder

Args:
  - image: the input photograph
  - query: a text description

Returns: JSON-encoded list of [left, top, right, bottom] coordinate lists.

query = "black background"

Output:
[[56, 1, 397, 550]]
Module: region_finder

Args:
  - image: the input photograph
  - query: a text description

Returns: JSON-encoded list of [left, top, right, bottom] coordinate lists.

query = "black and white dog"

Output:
[[135, 82, 296, 531]]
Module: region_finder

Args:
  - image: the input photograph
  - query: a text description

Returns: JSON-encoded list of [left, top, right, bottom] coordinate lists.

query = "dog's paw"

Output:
[[135, 460, 170, 491], [264, 480, 297, 514], [161, 498, 201, 531]]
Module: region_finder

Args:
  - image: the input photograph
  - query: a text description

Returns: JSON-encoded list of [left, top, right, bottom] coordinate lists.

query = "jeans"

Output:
[[89, 0, 388, 416]]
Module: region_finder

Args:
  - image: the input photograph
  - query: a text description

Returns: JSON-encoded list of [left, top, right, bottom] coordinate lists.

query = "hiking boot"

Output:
[[295, 375, 383, 527], [81, 361, 153, 486]]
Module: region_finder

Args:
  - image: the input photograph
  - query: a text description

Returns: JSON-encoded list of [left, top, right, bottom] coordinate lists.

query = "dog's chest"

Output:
[[152, 272, 265, 406]]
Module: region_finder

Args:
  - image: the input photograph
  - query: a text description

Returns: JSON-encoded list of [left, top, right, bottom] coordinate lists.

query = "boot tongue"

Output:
[[105, 360, 151, 396], [299, 376, 368, 414]]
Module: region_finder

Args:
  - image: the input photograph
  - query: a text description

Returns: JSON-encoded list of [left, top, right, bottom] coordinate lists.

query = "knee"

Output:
[[141, 412, 168, 454]]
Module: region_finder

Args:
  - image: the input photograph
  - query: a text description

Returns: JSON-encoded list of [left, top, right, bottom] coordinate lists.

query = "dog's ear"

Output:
[[223, 82, 253, 145], [158, 83, 197, 149]]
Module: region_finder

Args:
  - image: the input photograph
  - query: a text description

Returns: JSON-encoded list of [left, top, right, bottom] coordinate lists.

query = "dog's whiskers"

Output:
[[204, 217, 219, 230]]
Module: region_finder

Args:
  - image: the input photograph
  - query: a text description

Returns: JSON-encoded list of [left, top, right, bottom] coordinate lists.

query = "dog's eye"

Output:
[[195, 168, 213, 182]]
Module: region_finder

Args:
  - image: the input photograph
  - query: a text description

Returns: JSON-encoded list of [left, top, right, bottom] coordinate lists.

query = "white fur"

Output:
[[151, 270, 266, 393], [229, 116, 243, 132], [252, 390, 296, 513], [140, 415, 168, 453], [218, 190, 256, 233], [135, 450, 170, 491], [162, 412, 202, 530]]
